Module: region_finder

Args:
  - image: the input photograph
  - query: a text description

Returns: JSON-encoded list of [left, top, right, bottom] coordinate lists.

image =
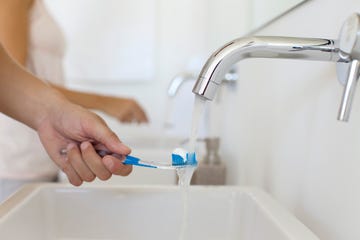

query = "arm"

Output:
[[51, 84, 149, 123], [0, 43, 51, 128], [0, 44, 132, 185]]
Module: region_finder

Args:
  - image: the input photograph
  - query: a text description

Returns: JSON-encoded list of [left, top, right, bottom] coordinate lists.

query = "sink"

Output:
[[0, 184, 319, 240]]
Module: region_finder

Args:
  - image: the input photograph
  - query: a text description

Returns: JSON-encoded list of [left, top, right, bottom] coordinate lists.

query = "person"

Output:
[[0, 0, 147, 201]]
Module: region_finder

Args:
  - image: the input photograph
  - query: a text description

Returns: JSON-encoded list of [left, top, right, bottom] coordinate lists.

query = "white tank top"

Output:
[[0, 0, 66, 179]]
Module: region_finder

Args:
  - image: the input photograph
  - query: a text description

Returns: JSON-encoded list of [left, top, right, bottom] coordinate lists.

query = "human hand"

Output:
[[36, 100, 133, 186], [98, 96, 148, 123]]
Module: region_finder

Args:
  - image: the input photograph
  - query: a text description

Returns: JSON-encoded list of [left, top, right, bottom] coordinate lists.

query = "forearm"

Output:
[[51, 84, 104, 110], [0, 44, 67, 130], [52, 85, 148, 123]]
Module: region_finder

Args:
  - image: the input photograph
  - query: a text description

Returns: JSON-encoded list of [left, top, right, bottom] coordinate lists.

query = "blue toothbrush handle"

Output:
[[123, 155, 157, 168], [122, 155, 140, 164], [95, 149, 197, 169], [95, 150, 157, 168]]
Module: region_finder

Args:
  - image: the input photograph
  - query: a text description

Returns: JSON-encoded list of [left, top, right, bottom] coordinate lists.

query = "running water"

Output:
[[188, 96, 207, 153], [176, 96, 206, 187], [176, 167, 196, 186], [177, 96, 207, 240]]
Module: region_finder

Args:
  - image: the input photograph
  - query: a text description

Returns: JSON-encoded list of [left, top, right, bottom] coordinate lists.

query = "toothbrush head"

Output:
[[171, 148, 198, 167]]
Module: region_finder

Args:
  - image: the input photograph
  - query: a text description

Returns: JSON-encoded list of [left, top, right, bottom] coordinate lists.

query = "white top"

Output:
[[0, 0, 66, 179]]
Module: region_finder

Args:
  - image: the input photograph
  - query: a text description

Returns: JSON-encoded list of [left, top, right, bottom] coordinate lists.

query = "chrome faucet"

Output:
[[167, 72, 195, 98], [167, 69, 238, 98], [164, 70, 238, 129], [192, 13, 360, 122]]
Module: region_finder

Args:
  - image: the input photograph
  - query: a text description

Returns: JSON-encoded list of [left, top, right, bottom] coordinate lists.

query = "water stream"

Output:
[[177, 95, 207, 240]]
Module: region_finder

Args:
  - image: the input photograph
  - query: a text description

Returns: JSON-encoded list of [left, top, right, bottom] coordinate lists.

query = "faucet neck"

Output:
[[193, 36, 341, 100]]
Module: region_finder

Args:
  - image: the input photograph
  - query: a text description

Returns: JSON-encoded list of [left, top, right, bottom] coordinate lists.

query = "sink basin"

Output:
[[0, 184, 319, 240]]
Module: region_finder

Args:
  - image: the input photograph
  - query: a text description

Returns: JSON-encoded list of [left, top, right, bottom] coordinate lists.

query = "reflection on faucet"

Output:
[[192, 13, 360, 122]]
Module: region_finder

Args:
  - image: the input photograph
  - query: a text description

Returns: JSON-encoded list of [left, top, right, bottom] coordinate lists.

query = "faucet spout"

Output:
[[192, 36, 341, 100]]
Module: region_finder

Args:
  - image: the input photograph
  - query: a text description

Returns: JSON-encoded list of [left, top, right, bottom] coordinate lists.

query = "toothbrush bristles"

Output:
[[171, 151, 197, 166]]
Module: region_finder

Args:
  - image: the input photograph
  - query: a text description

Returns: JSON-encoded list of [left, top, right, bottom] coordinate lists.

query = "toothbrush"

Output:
[[96, 148, 197, 169]]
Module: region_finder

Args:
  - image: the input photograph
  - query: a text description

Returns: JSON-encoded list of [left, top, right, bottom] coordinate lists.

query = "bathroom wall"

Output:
[[219, 0, 360, 239]]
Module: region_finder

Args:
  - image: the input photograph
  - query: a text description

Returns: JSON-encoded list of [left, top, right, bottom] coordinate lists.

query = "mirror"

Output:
[[45, 0, 308, 84]]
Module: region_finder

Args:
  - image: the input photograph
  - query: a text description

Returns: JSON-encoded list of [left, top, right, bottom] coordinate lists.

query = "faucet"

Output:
[[192, 13, 360, 121], [164, 69, 239, 129], [167, 72, 195, 98], [167, 69, 239, 98]]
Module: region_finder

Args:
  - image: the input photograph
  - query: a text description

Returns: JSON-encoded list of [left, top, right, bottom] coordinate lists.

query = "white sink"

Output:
[[0, 184, 319, 240]]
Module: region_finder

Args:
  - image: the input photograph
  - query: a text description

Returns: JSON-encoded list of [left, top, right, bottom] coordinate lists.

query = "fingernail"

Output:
[[80, 142, 90, 151], [103, 157, 114, 171]]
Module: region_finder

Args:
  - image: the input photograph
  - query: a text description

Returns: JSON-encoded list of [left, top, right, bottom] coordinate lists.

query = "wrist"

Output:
[[33, 88, 69, 131]]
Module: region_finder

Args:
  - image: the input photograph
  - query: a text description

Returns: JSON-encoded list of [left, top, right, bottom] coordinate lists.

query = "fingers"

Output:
[[60, 144, 84, 186], [102, 155, 133, 176], [66, 143, 95, 182], [61, 142, 133, 185], [132, 101, 148, 123], [80, 142, 112, 181], [118, 111, 135, 123], [116, 99, 148, 124], [61, 163, 83, 186], [83, 113, 131, 156]]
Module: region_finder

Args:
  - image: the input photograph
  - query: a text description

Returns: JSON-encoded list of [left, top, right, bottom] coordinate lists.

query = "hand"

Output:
[[36, 100, 133, 186], [98, 96, 148, 123]]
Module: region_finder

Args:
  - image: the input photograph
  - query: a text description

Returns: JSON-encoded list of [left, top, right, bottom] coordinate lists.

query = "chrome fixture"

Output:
[[167, 72, 195, 98], [165, 69, 238, 129], [168, 68, 238, 98], [192, 13, 360, 122]]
